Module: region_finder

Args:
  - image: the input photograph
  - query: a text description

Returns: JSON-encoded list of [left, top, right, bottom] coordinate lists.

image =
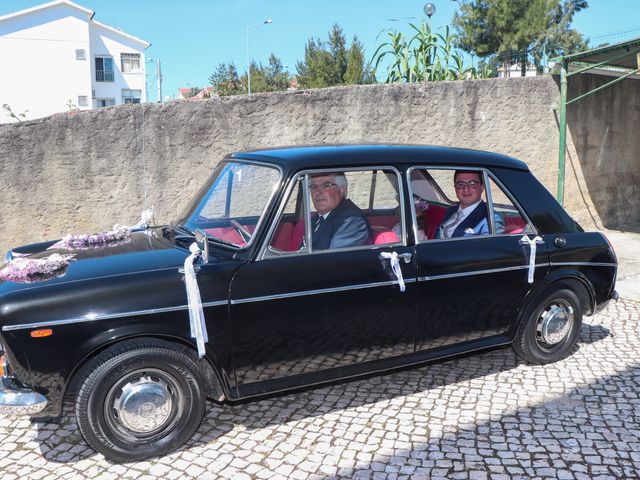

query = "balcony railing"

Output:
[[96, 70, 114, 82]]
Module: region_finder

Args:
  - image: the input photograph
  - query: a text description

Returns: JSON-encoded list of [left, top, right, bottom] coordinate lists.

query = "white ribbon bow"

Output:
[[132, 209, 154, 230], [184, 242, 208, 358], [520, 234, 544, 284], [380, 251, 406, 292]]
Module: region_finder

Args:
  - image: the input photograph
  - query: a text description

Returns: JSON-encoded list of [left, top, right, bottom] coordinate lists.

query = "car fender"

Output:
[[65, 322, 230, 402], [509, 269, 596, 339]]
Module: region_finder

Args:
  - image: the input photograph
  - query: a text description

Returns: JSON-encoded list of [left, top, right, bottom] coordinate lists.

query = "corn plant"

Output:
[[372, 20, 477, 83]]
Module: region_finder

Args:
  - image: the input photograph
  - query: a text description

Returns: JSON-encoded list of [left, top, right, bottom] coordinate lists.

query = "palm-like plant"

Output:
[[372, 20, 481, 83]]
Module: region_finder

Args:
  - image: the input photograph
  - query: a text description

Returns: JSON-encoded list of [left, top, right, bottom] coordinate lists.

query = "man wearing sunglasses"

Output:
[[437, 170, 499, 239], [309, 172, 371, 250]]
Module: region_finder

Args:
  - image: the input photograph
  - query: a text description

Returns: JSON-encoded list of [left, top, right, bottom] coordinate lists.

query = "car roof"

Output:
[[228, 144, 529, 172]]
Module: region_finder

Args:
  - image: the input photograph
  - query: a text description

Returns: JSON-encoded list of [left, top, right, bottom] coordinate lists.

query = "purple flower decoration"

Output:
[[0, 254, 75, 283], [50, 225, 131, 250]]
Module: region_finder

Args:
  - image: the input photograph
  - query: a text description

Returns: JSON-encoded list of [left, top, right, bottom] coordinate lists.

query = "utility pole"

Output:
[[156, 59, 163, 103], [147, 58, 163, 102]]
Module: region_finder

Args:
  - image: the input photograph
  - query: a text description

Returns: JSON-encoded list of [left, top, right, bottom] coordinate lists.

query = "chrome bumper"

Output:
[[0, 377, 47, 416]]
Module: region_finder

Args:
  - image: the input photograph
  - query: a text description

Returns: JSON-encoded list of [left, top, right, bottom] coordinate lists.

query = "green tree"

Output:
[[452, 0, 589, 75], [248, 53, 292, 93], [208, 54, 292, 96], [208, 62, 245, 96], [344, 36, 376, 84], [296, 24, 374, 88]]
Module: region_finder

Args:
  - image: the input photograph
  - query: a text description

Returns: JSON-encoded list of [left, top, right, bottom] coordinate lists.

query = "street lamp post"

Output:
[[246, 19, 272, 96]]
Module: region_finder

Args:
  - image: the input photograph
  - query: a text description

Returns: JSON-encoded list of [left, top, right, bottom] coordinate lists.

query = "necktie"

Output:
[[442, 210, 464, 238], [314, 216, 324, 232]]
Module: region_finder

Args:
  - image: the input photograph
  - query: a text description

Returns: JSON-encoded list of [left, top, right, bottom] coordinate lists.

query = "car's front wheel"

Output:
[[75, 339, 206, 462], [513, 283, 583, 364]]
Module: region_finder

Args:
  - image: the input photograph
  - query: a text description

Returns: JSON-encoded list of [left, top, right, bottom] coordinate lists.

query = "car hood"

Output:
[[1, 228, 208, 290], [0, 227, 242, 329]]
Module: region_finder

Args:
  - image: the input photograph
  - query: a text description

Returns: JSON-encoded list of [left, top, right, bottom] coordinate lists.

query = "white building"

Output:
[[498, 62, 538, 79], [0, 0, 150, 122]]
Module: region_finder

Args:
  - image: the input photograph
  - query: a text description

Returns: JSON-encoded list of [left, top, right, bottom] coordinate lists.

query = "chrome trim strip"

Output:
[[550, 262, 617, 268], [1, 300, 227, 332], [417, 264, 548, 282], [231, 277, 418, 305]]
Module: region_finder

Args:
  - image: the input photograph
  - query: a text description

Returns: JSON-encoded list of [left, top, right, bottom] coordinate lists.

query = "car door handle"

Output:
[[554, 236, 567, 248], [393, 252, 412, 263], [380, 252, 412, 263]]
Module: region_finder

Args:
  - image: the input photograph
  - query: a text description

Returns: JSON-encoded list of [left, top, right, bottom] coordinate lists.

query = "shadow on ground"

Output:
[[30, 322, 611, 465]]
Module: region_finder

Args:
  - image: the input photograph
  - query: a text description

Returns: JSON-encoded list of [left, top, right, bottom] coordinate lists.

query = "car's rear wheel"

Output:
[[75, 339, 206, 462], [513, 283, 583, 364]]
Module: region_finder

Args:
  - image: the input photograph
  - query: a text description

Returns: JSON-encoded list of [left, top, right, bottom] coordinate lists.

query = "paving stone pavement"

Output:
[[1, 299, 639, 480]]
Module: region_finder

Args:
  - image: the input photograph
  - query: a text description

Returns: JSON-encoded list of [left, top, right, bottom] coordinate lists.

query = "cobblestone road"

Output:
[[1, 299, 639, 480]]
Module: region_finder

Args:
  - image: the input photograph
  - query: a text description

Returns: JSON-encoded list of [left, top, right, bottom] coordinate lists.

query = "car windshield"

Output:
[[177, 161, 281, 248]]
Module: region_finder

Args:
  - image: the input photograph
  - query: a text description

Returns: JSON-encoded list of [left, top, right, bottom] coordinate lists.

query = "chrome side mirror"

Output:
[[194, 229, 209, 264]]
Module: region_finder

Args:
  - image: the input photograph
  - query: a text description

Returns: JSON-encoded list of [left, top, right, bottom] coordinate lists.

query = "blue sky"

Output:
[[2, 0, 639, 101]]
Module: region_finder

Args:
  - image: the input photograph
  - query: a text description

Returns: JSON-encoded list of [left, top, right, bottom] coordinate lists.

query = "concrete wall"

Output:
[[566, 72, 640, 230], [0, 76, 619, 253]]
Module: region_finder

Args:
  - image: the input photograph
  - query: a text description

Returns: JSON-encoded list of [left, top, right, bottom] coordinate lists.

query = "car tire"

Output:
[[75, 338, 206, 462], [512, 283, 583, 364]]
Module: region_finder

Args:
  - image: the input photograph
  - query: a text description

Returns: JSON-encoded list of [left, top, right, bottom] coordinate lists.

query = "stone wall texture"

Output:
[[566, 73, 640, 229], [0, 74, 637, 253]]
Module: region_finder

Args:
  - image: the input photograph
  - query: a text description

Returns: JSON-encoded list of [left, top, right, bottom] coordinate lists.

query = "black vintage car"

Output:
[[0, 145, 617, 462]]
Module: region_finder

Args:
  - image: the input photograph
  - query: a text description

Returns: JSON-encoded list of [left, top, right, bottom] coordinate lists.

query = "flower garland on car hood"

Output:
[[0, 253, 75, 283], [1, 210, 154, 283], [48, 210, 154, 250]]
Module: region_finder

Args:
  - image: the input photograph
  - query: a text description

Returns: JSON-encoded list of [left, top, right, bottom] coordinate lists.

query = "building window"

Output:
[[95, 56, 114, 82], [122, 89, 142, 104], [75, 49, 86, 60], [95, 98, 115, 108], [78, 96, 88, 107], [121, 53, 141, 73]]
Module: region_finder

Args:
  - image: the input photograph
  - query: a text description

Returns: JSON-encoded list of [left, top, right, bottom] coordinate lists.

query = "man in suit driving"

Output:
[[309, 172, 371, 250]]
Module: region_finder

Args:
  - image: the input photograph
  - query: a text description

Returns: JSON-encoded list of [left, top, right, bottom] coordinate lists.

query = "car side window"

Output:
[[265, 169, 402, 257], [486, 177, 533, 235], [267, 176, 305, 254], [409, 168, 492, 241]]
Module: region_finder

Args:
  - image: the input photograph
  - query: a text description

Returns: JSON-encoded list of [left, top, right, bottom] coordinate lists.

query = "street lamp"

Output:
[[246, 19, 272, 96], [424, 3, 436, 18], [424, 3, 436, 38]]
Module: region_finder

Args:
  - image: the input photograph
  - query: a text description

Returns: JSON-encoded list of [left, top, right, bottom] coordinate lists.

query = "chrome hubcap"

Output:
[[112, 374, 174, 433], [536, 301, 574, 346]]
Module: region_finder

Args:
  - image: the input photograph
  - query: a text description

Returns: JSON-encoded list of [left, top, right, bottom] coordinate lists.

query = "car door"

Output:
[[408, 167, 548, 352], [228, 167, 418, 396]]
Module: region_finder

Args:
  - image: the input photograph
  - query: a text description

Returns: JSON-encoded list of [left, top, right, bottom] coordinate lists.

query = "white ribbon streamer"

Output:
[[520, 234, 544, 284], [380, 251, 406, 292], [183, 242, 208, 358]]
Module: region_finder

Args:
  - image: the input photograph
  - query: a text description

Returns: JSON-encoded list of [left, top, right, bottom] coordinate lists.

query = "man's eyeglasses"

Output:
[[309, 182, 338, 191], [454, 180, 481, 190]]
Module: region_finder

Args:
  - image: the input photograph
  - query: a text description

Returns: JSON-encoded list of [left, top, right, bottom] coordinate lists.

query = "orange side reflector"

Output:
[[0, 356, 4, 376], [30, 329, 53, 338]]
